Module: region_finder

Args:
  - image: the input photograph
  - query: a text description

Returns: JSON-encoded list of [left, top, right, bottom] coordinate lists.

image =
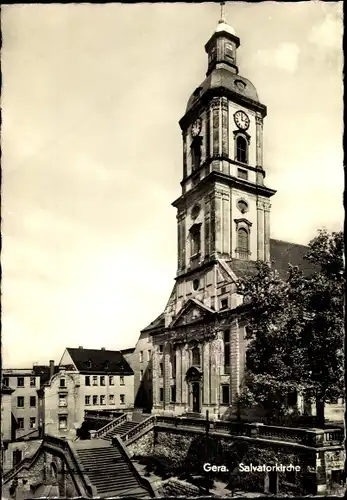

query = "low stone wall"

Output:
[[127, 429, 155, 457], [2, 439, 42, 474]]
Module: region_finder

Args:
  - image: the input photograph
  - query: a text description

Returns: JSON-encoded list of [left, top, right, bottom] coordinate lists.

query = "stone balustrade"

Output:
[[93, 413, 127, 439], [123, 415, 156, 442]]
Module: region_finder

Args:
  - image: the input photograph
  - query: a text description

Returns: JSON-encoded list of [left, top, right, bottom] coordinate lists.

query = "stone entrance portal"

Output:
[[186, 366, 202, 414]]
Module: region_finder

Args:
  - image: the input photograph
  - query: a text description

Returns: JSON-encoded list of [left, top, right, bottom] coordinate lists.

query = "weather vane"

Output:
[[219, 2, 226, 23]]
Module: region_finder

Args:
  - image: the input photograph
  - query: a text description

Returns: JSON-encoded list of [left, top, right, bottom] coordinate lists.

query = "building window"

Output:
[[147, 349, 152, 361], [159, 345, 164, 353], [222, 385, 230, 405], [190, 224, 201, 256], [109, 394, 115, 404], [17, 377, 24, 387], [224, 330, 231, 368], [192, 346, 201, 365], [120, 394, 125, 405], [159, 388, 164, 402], [17, 396, 24, 408], [100, 376, 105, 386], [237, 168, 248, 180], [100, 395, 106, 405], [85, 396, 91, 406], [59, 394, 67, 407], [30, 396, 36, 407], [109, 376, 114, 385], [120, 376, 125, 385], [159, 363, 164, 377], [92, 395, 98, 405], [85, 376, 90, 386], [59, 378, 66, 388], [171, 386, 176, 403], [13, 450, 23, 466], [17, 418, 24, 429], [220, 298, 228, 310], [30, 377, 36, 388], [3, 377, 9, 387], [92, 376, 98, 386], [193, 279, 200, 291], [58, 416, 67, 430], [140, 370, 144, 381], [191, 137, 202, 171], [172, 355, 176, 376], [236, 135, 248, 163], [237, 228, 249, 260], [140, 351, 143, 363], [29, 417, 36, 429]]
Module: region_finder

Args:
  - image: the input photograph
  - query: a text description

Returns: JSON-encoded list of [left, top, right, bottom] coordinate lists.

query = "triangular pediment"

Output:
[[170, 298, 214, 328]]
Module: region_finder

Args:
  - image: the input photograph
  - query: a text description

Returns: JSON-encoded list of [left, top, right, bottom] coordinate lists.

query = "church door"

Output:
[[192, 382, 200, 413]]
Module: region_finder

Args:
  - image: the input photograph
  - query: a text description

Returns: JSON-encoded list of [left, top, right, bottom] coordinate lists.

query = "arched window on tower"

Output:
[[190, 224, 201, 257], [237, 228, 249, 260], [192, 346, 201, 366], [236, 135, 248, 164], [191, 137, 202, 171]]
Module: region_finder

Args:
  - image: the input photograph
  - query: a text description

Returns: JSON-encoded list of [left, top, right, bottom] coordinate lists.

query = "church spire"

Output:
[[219, 2, 226, 24]]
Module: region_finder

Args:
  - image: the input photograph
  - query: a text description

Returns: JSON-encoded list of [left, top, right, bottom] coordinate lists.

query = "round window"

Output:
[[193, 279, 200, 291], [237, 199, 249, 214]]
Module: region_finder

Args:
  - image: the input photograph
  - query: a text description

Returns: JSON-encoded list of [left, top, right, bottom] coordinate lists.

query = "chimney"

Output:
[[101, 347, 106, 350], [49, 360, 54, 379], [78, 346, 83, 349]]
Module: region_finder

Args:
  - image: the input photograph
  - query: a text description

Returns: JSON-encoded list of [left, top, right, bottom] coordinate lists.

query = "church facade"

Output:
[[137, 17, 314, 419]]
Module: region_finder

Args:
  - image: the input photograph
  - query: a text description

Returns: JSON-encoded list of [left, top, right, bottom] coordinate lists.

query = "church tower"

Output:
[[146, 6, 277, 418], [174, 8, 276, 287]]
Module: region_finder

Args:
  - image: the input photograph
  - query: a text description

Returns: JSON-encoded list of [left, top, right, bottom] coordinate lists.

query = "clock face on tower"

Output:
[[191, 118, 202, 137], [234, 110, 250, 131]]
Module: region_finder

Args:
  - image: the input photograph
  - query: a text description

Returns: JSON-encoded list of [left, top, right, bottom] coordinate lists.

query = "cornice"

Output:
[[180, 87, 267, 131]]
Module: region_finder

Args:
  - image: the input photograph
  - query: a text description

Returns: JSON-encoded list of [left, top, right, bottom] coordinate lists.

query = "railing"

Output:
[[123, 415, 156, 443], [256, 424, 309, 444], [111, 434, 155, 497], [93, 412, 127, 439], [43, 435, 96, 497]]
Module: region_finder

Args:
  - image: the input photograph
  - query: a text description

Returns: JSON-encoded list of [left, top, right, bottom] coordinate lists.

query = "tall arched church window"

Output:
[[192, 346, 201, 365], [236, 135, 248, 164], [190, 224, 201, 256], [237, 228, 249, 260], [191, 137, 202, 171]]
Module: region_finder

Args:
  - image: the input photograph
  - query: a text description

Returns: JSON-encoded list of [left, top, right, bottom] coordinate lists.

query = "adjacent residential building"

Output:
[[43, 347, 134, 438], [2, 369, 41, 438]]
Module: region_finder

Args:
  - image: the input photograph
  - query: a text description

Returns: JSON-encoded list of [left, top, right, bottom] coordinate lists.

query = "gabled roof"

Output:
[[170, 298, 215, 328], [65, 348, 133, 375], [142, 312, 165, 332]]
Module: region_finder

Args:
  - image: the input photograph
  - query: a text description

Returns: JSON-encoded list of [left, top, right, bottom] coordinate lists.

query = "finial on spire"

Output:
[[219, 2, 226, 24]]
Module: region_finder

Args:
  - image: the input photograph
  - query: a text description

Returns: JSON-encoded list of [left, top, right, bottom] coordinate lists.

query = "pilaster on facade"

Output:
[[255, 112, 263, 168], [209, 336, 221, 407], [202, 342, 210, 405], [256, 199, 265, 261], [263, 202, 271, 262], [230, 319, 240, 404], [152, 344, 160, 407], [175, 345, 182, 403], [163, 343, 171, 408], [181, 344, 189, 405]]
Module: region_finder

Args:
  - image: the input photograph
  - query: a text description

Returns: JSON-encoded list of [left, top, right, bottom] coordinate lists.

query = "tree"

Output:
[[236, 229, 344, 427], [300, 229, 344, 426]]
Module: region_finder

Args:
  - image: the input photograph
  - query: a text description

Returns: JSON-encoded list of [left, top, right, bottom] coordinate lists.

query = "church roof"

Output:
[[186, 67, 259, 112], [66, 347, 133, 375], [214, 21, 236, 36], [142, 313, 165, 333], [228, 238, 317, 280]]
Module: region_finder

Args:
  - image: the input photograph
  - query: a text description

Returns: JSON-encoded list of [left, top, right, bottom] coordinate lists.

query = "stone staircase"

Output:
[[103, 421, 139, 441], [74, 440, 151, 497]]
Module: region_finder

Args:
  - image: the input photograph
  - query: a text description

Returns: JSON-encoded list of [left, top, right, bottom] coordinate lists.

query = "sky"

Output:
[[2, 2, 343, 367]]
